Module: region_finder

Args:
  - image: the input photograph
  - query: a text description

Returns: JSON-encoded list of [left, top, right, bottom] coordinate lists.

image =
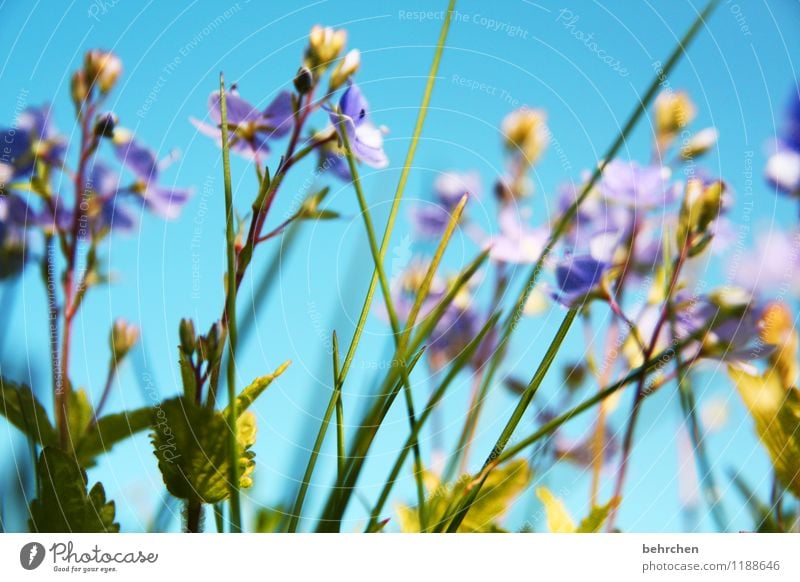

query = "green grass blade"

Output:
[[219, 74, 242, 533]]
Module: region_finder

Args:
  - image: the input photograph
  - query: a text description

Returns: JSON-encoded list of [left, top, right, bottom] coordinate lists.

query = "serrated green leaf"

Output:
[[76, 407, 153, 467], [29, 447, 119, 533], [224, 360, 290, 417], [397, 460, 531, 533], [0, 376, 57, 446], [536, 487, 575, 533], [729, 367, 800, 497], [151, 397, 257, 503], [576, 497, 620, 533]]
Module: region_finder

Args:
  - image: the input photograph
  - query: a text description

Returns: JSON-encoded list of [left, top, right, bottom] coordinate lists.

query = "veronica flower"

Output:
[[765, 89, 800, 195], [111, 131, 192, 223], [191, 88, 293, 163], [0, 105, 66, 182], [734, 228, 800, 296], [489, 206, 549, 264], [328, 82, 388, 170], [600, 160, 678, 209], [0, 194, 34, 278], [433, 171, 481, 208], [552, 254, 610, 307]]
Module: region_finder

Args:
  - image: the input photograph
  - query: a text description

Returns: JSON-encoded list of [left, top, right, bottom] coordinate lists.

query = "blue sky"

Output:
[[1, 0, 799, 532]]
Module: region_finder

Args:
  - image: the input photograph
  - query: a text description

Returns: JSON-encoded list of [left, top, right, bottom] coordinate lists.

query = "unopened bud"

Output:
[[305, 25, 347, 72], [329, 49, 360, 91], [678, 179, 724, 254], [179, 318, 196, 355], [655, 90, 696, 137], [294, 67, 314, 95], [71, 70, 90, 107], [110, 318, 139, 362], [680, 128, 718, 160], [84, 50, 122, 94], [93, 112, 118, 138], [501, 108, 549, 166]]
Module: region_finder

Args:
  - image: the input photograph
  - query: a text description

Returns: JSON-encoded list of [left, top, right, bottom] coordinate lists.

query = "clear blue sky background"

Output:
[[1, 0, 799, 532]]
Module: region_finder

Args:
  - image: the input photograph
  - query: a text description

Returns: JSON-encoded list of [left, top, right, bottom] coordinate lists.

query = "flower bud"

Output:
[[110, 318, 139, 362], [677, 179, 724, 254], [305, 25, 347, 72], [654, 90, 696, 137], [71, 70, 90, 107], [84, 50, 122, 94], [93, 112, 118, 138], [179, 318, 196, 355], [293, 66, 314, 95], [329, 49, 360, 91], [501, 108, 549, 165], [679, 128, 718, 160]]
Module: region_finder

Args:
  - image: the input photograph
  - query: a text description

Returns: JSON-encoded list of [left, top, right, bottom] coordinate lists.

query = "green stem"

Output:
[[219, 74, 242, 533]]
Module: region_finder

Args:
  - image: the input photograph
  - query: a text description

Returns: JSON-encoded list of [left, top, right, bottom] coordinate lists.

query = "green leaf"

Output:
[[76, 407, 153, 467], [576, 497, 620, 533], [254, 506, 288, 533], [0, 377, 57, 446], [224, 360, 291, 417], [397, 460, 531, 533], [729, 367, 800, 497], [29, 447, 119, 533], [67, 388, 94, 439], [536, 487, 575, 533], [151, 397, 257, 503]]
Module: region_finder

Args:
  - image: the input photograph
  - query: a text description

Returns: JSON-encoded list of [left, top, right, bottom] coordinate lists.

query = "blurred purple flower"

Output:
[[489, 206, 549, 264], [600, 160, 677, 208], [0, 105, 66, 181], [191, 88, 293, 163], [409, 204, 451, 239], [113, 132, 192, 221], [433, 171, 480, 208], [329, 82, 388, 169]]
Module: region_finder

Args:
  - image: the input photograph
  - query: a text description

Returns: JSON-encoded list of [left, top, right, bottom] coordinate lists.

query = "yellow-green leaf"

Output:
[[536, 487, 575, 533], [729, 367, 800, 497], [151, 397, 258, 503], [576, 497, 620, 533], [225, 360, 291, 417]]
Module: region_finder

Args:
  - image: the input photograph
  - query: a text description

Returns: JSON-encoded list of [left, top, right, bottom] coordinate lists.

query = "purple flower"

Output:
[[489, 206, 549, 264], [0, 105, 66, 182], [328, 82, 388, 169], [734, 229, 800, 296], [600, 160, 677, 208], [409, 204, 451, 239], [191, 88, 293, 163], [553, 254, 609, 306], [113, 132, 192, 221], [433, 171, 480, 208]]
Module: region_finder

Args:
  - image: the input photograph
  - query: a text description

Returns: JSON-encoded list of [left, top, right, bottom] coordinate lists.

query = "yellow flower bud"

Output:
[[71, 70, 90, 107], [110, 318, 139, 362], [329, 49, 360, 91], [679, 127, 718, 160], [501, 108, 549, 165], [655, 90, 696, 137], [84, 50, 122, 94], [677, 179, 724, 254], [305, 25, 347, 71]]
